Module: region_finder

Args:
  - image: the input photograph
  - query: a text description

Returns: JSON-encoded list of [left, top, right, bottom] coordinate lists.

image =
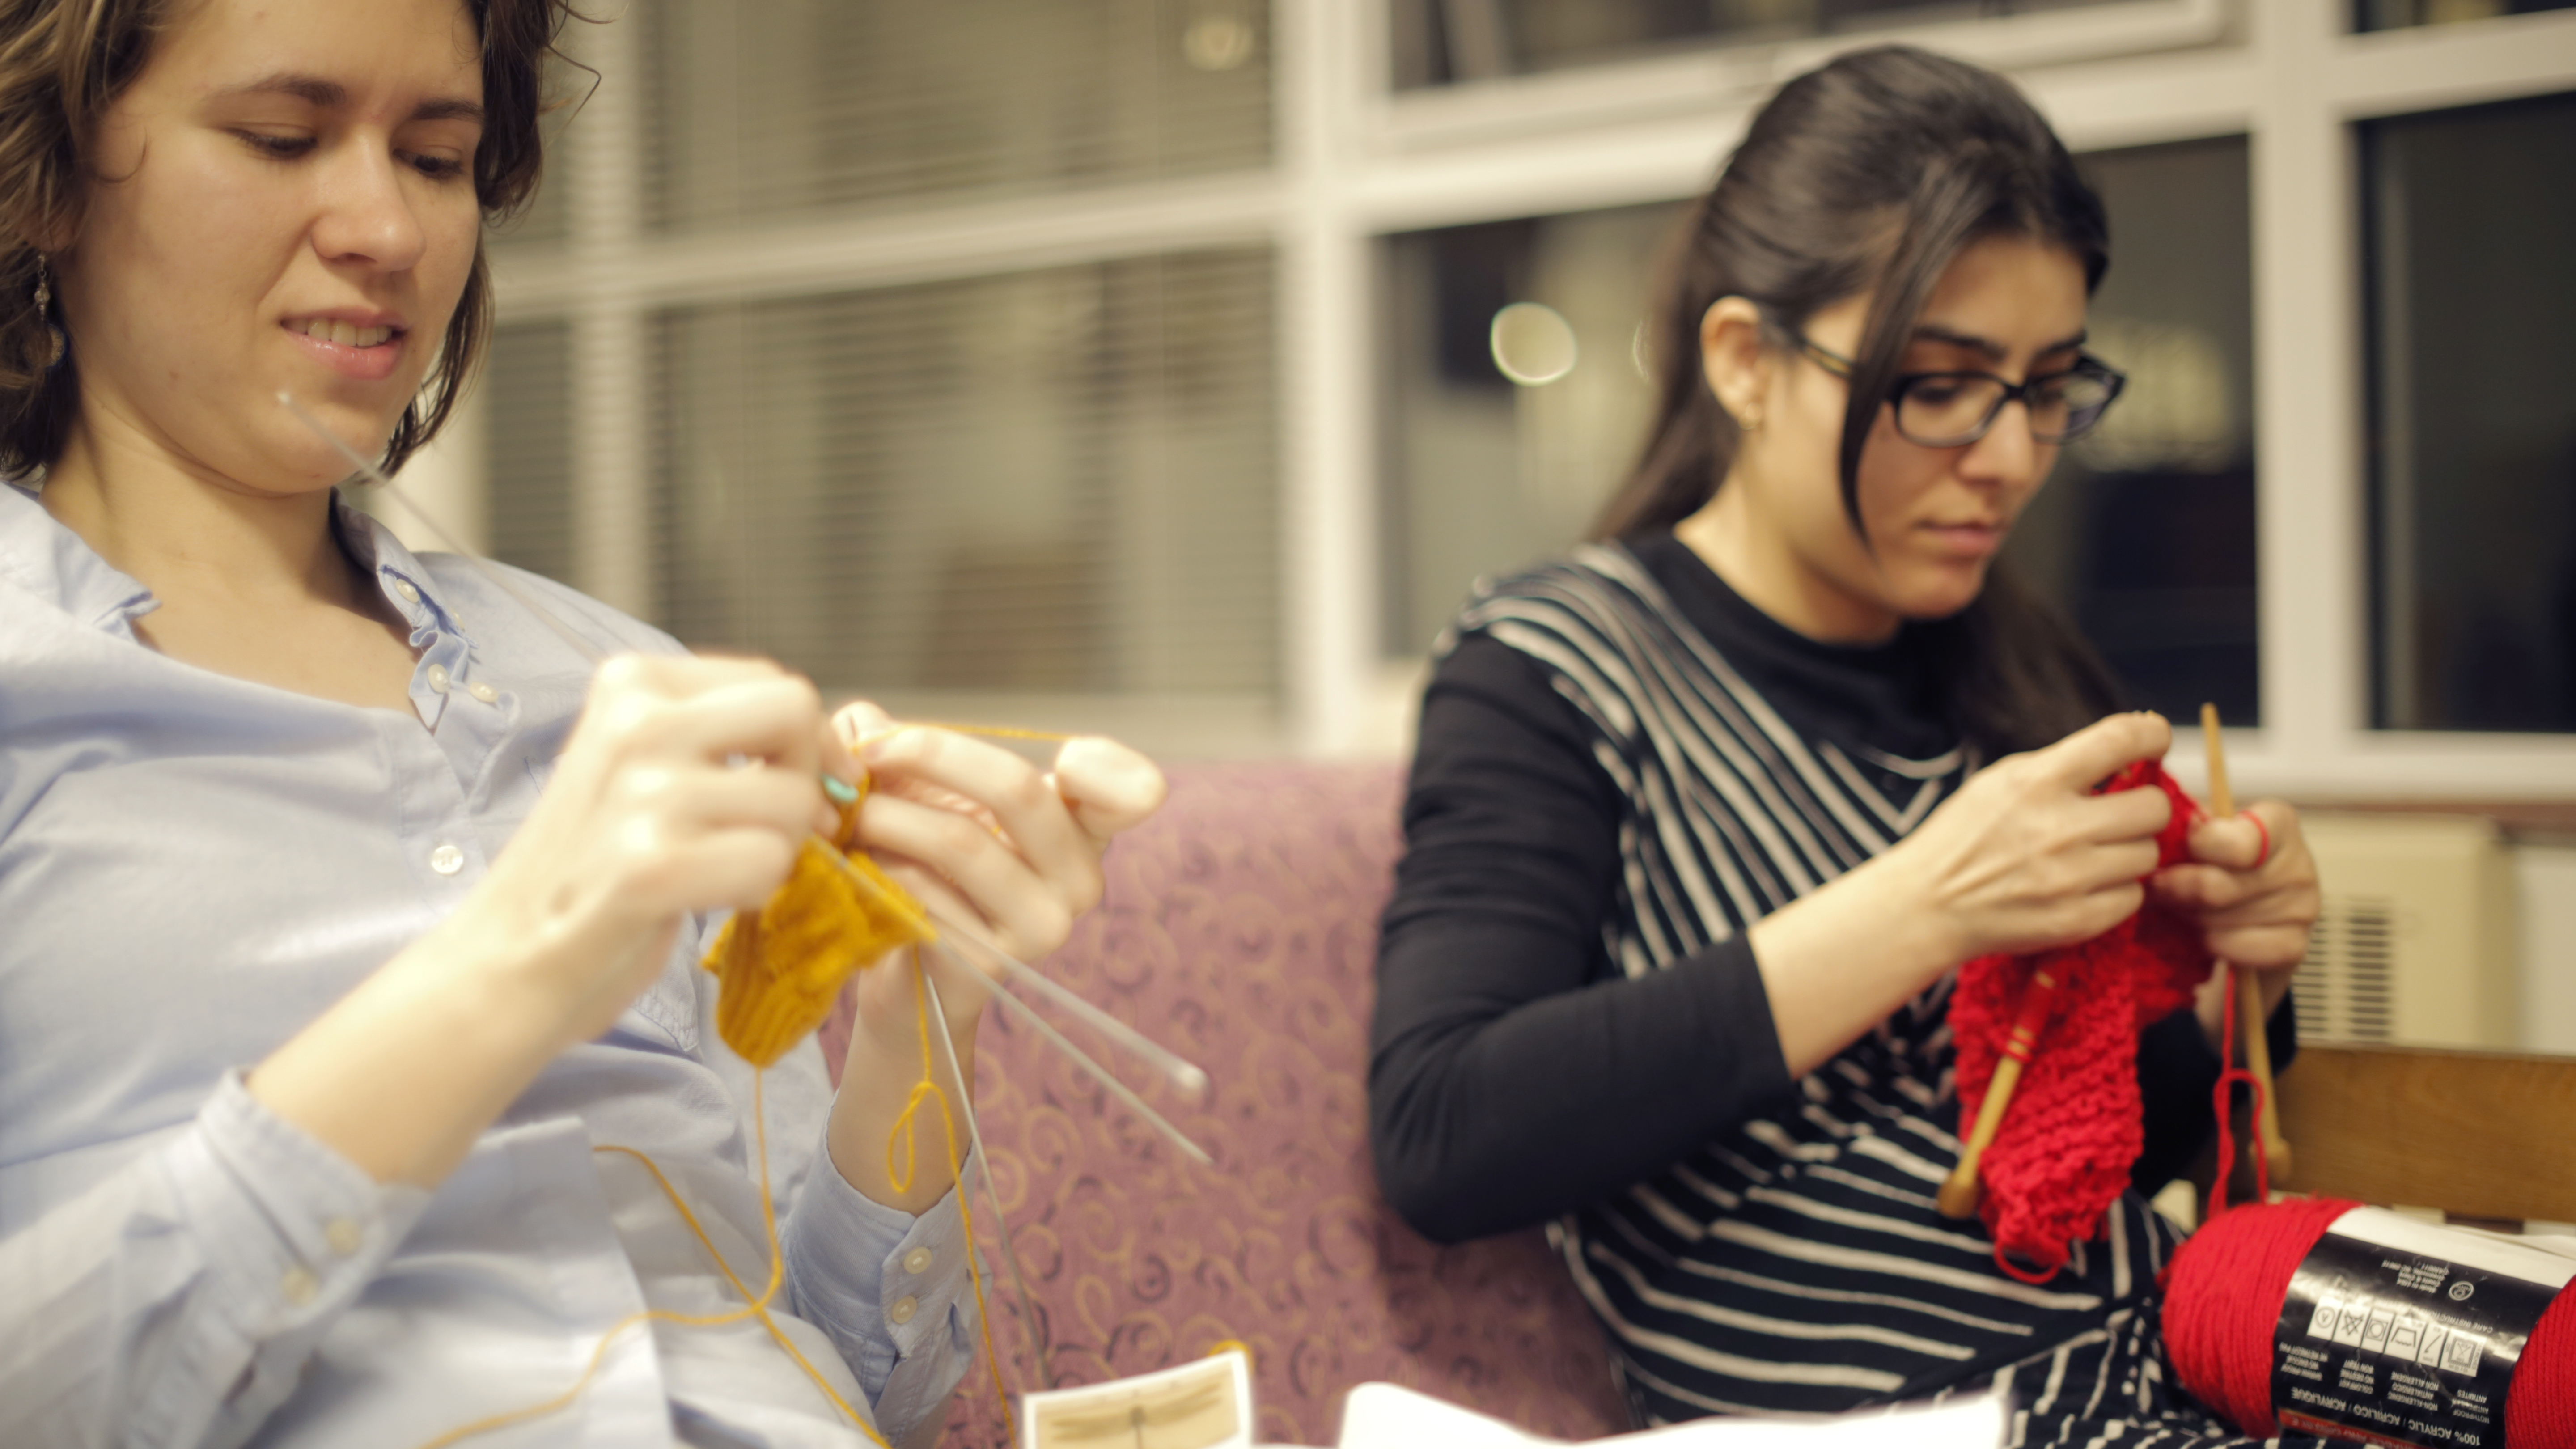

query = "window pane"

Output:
[[652, 250, 1278, 698], [2366, 92, 2576, 732], [2355, 0, 2576, 33], [644, 0, 1271, 231], [1393, 0, 2128, 87], [2005, 135, 2259, 726], [485, 320, 577, 587], [1377, 204, 1678, 655]]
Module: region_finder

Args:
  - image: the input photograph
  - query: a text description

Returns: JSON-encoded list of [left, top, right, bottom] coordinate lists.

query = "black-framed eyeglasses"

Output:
[[1778, 326, 2127, 449]]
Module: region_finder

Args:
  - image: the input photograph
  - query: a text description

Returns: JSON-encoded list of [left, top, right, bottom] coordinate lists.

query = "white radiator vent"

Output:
[[2292, 814, 2517, 1050], [2298, 895, 2398, 1042]]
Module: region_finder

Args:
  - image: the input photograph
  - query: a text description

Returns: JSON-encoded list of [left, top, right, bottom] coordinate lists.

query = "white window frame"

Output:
[[486, 0, 2576, 793]]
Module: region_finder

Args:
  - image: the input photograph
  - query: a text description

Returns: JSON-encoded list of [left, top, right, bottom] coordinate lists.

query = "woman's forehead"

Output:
[[1913, 237, 2089, 349], [145, 0, 482, 108]]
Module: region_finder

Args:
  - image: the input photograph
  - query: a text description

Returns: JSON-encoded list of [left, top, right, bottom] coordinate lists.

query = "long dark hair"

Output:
[[1596, 44, 2125, 759]]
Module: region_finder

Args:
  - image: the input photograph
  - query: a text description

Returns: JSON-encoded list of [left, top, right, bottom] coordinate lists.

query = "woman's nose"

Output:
[[309, 140, 428, 272], [1959, 398, 2043, 487]]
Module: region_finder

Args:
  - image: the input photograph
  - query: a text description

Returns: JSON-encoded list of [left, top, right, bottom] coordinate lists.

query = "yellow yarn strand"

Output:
[[410, 1072, 893, 1449], [889, 949, 1020, 1447]]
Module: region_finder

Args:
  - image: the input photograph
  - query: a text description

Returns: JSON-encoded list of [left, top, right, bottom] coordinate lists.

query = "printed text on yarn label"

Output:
[[2271, 1208, 2573, 1448]]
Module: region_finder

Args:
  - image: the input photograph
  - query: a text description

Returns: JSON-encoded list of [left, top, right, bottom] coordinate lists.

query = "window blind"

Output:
[[641, 0, 1271, 231], [483, 319, 578, 589], [649, 246, 1279, 699]]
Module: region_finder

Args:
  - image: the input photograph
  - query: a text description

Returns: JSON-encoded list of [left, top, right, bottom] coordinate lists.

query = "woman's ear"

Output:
[[1698, 296, 1772, 432]]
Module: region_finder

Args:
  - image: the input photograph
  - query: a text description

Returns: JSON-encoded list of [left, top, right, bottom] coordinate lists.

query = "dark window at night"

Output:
[[2365, 91, 2576, 732]]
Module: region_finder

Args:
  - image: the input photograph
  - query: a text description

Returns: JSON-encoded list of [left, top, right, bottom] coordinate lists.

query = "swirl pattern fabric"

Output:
[[822, 761, 1629, 1447]]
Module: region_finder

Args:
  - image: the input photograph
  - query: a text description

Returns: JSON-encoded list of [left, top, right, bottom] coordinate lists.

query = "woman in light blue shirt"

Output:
[[0, 0, 1161, 1445]]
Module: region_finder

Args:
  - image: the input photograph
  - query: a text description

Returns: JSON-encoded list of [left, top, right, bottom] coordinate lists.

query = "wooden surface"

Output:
[[2273, 1044, 2576, 1223]]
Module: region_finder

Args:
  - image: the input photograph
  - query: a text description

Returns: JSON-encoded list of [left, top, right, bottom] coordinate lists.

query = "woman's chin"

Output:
[[1894, 567, 1996, 622]]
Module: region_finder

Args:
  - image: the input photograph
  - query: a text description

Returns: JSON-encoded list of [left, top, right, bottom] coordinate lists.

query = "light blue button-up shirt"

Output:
[[0, 483, 976, 1449]]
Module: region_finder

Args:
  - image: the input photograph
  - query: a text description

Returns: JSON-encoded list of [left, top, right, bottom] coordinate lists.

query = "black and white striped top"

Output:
[[1373, 535, 2292, 1444]]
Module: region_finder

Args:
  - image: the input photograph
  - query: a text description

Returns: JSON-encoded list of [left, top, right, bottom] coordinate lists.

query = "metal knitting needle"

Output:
[[284, 391, 1216, 1157], [918, 953, 1055, 1392], [280, 392, 610, 667], [810, 845, 1213, 1166]]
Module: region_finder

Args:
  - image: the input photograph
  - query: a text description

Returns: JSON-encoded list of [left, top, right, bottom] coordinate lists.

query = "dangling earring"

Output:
[[33, 256, 65, 371]]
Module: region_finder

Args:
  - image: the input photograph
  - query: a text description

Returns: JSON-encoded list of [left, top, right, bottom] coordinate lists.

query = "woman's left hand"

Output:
[[830, 703, 1166, 1044], [2148, 799, 2321, 1037]]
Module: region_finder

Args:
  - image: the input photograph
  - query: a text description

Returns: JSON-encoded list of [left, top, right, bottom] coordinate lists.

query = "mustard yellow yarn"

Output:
[[700, 796, 937, 1069]]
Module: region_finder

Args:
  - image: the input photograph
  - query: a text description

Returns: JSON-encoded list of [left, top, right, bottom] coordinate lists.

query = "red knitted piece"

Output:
[[1948, 761, 2213, 1280]]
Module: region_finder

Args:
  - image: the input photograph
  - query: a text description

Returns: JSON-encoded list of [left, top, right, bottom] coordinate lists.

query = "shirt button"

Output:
[[326, 1219, 363, 1256], [424, 664, 450, 694], [282, 1267, 318, 1306], [888, 1296, 918, 1326], [903, 1247, 934, 1275], [394, 579, 421, 603], [467, 682, 499, 705], [428, 843, 465, 876]]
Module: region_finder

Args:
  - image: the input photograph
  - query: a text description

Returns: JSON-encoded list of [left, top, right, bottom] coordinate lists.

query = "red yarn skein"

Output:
[[1949, 761, 2212, 1279], [2164, 1199, 2576, 1445]]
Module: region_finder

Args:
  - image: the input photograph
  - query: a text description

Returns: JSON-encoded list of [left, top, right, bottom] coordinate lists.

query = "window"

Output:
[[486, 321, 576, 589], [2355, 0, 2576, 32], [2364, 91, 2576, 732], [464, 0, 2576, 776], [2007, 136, 2257, 724], [641, 0, 1270, 226], [1392, 0, 2135, 86], [648, 250, 1279, 698], [1377, 204, 1677, 655]]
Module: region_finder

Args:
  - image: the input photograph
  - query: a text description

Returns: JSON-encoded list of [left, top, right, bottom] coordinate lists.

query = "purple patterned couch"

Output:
[[822, 760, 1629, 1447]]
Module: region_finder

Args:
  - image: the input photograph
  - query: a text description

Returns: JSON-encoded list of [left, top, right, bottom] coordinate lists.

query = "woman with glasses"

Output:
[[1369, 45, 2320, 1442]]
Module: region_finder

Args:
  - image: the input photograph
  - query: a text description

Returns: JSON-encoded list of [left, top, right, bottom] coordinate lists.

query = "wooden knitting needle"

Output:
[[2199, 704, 2291, 1181], [1938, 967, 2060, 1219]]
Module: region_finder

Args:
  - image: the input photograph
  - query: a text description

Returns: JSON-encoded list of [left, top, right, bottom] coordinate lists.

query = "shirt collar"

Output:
[[0, 479, 159, 635], [332, 489, 467, 647], [0, 479, 466, 648]]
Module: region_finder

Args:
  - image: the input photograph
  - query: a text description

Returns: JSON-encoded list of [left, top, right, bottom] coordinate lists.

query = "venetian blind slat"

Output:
[[650, 247, 1277, 699], [484, 320, 577, 589], [642, 0, 1271, 233]]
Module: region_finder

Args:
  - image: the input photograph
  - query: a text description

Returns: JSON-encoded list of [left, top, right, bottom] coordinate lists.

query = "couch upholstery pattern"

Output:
[[822, 759, 1629, 1446]]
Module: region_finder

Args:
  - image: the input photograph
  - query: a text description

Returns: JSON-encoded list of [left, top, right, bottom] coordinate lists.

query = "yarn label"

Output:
[[2271, 1207, 2574, 1448]]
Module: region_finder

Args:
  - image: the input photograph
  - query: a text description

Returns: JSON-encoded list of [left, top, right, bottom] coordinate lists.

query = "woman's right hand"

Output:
[[1881, 711, 2176, 966], [251, 654, 852, 1187], [1746, 711, 2175, 1077], [456, 654, 851, 1048]]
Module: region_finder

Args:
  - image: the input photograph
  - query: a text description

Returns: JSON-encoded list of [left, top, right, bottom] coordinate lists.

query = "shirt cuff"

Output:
[[783, 1144, 981, 1437], [158, 1072, 428, 1442]]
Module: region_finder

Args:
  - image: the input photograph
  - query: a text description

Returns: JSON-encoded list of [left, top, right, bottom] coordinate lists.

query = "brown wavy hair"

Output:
[[0, 0, 579, 479], [1598, 44, 2126, 759]]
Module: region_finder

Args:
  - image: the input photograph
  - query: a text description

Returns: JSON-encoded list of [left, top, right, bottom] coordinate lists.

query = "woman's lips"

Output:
[[1920, 521, 2006, 559], [283, 321, 404, 382]]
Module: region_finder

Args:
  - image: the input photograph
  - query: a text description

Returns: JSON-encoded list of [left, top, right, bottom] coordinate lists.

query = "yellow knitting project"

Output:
[[699, 802, 937, 1068]]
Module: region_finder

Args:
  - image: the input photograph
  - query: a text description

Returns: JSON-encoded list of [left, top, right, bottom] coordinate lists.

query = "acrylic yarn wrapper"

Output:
[[2163, 1197, 2576, 1445]]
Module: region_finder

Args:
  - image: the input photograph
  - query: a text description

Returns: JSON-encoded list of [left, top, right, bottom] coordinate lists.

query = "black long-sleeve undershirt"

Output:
[[1369, 541, 2293, 1246]]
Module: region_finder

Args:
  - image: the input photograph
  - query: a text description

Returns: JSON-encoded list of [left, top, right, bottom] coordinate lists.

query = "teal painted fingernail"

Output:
[[822, 775, 859, 805]]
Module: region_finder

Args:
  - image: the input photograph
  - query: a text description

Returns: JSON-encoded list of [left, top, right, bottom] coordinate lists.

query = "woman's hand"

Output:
[[823, 703, 1165, 1211], [251, 654, 850, 1186], [456, 655, 851, 1046], [1746, 712, 2176, 1078], [1878, 711, 2178, 966], [2149, 801, 2320, 1039], [830, 703, 1166, 1044]]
